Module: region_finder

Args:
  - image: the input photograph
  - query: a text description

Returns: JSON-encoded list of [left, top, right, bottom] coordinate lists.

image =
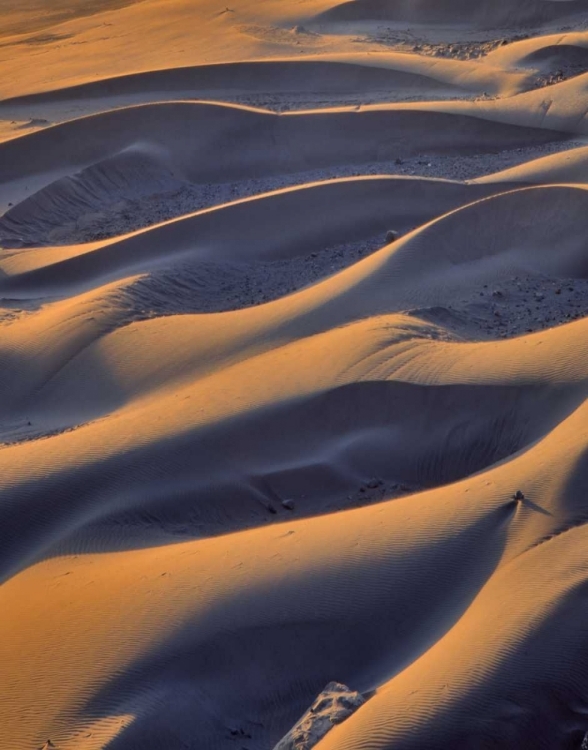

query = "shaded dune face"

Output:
[[0, 103, 568, 247], [5, 3, 588, 750], [522, 43, 588, 67], [313, 0, 588, 27], [0, 102, 568, 185], [0, 377, 579, 574], [0, 61, 459, 106]]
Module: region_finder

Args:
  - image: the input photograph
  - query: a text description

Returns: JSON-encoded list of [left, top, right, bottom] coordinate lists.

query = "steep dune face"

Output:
[[4, 3, 588, 750], [314, 0, 588, 27], [0, 59, 477, 106], [0, 102, 567, 245], [0, 102, 567, 185]]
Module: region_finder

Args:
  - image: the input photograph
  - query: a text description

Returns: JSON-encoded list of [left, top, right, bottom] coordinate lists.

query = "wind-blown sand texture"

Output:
[[3, 1, 588, 749]]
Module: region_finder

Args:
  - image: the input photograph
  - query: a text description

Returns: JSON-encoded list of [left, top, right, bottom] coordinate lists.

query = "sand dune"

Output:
[[0, 56, 519, 108], [476, 144, 588, 184], [0, 176, 512, 281], [4, 2, 588, 750], [0, 101, 568, 183], [0, 99, 570, 242], [485, 30, 588, 67], [313, 0, 588, 27]]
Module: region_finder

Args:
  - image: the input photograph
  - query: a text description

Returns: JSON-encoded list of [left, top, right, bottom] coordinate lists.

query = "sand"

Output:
[[2, 2, 588, 749]]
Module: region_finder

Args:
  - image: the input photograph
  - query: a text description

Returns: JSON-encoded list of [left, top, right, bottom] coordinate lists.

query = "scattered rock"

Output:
[[513, 490, 525, 501], [581, 731, 588, 750], [282, 499, 295, 511], [273, 682, 365, 750], [366, 478, 382, 489], [385, 229, 399, 243], [230, 728, 252, 739], [16, 118, 50, 130], [293, 25, 313, 35], [428, 273, 588, 339]]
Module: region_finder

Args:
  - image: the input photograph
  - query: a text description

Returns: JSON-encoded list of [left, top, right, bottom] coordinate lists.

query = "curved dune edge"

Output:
[[474, 144, 588, 184], [4, 395, 588, 749], [311, 0, 588, 28], [0, 54, 528, 108], [0, 97, 572, 246], [0, 175, 512, 291], [3, 175, 588, 750], [0, 99, 569, 184], [0, 0, 578, 102]]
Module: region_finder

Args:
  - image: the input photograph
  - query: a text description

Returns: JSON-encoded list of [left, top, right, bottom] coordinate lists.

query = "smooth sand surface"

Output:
[[3, 2, 588, 750]]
